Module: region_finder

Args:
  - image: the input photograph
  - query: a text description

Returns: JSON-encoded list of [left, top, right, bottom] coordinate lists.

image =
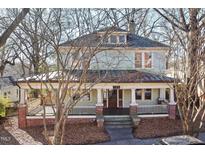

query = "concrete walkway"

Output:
[[4, 117, 42, 145], [98, 127, 160, 145], [98, 127, 205, 145]]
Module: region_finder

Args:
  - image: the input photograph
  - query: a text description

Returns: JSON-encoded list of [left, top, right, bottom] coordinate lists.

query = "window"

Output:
[[144, 89, 152, 100], [104, 37, 109, 44], [119, 35, 125, 43], [110, 35, 117, 43], [135, 52, 142, 68], [71, 51, 80, 60], [135, 89, 142, 100], [73, 93, 80, 101], [8, 91, 11, 95], [144, 52, 152, 68], [83, 92, 91, 101]]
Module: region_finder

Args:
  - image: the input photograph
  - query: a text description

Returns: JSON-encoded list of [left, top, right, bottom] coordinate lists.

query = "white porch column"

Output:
[[170, 88, 175, 104], [131, 88, 136, 105], [96, 88, 104, 127], [97, 88, 103, 106], [20, 89, 26, 104], [159, 88, 166, 100]]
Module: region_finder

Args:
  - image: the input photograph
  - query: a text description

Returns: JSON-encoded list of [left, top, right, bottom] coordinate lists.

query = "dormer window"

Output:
[[119, 35, 126, 43], [102, 34, 127, 44], [110, 35, 117, 43]]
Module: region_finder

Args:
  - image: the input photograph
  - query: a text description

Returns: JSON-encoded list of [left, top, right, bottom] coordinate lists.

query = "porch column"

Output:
[[130, 88, 138, 116], [18, 89, 28, 128], [96, 88, 104, 128], [168, 88, 177, 119]]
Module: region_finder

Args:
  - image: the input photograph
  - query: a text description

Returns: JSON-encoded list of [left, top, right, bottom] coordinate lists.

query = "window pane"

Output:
[[119, 35, 125, 43], [110, 35, 117, 43], [135, 52, 142, 68], [104, 37, 109, 43], [145, 89, 152, 100], [84, 92, 90, 101], [144, 52, 152, 68], [72, 51, 79, 60], [135, 89, 142, 100]]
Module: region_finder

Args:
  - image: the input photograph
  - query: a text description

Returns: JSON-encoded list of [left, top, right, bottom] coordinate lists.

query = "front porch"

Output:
[[17, 82, 177, 128]]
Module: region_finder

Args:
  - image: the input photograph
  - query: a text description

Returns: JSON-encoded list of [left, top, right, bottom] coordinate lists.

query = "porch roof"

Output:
[[17, 70, 174, 83]]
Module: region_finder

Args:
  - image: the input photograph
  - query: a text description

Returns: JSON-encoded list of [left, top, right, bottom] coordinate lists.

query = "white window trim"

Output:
[[135, 52, 153, 69], [135, 89, 153, 101], [142, 52, 145, 69]]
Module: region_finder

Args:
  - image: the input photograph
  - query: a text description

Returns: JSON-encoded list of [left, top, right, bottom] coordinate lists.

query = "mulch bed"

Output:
[[0, 118, 19, 145], [134, 117, 183, 139], [24, 122, 110, 145]]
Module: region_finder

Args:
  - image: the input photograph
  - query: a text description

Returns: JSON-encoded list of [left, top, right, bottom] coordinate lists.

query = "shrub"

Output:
[[0, 97, 11, 117]]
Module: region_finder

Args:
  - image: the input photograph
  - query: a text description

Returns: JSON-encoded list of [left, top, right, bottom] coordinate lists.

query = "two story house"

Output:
[[17, 24, 176, 128]]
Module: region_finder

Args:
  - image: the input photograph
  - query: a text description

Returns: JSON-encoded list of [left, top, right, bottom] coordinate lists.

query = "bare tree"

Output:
[[0, 8, 29, 76], [17, 8, 131, 144], [155, 8, 205, 136]]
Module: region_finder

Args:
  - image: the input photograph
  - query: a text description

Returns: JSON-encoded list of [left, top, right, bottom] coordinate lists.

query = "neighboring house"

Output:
[[0, 76, 20, 106], [17, 23, 177, 128]]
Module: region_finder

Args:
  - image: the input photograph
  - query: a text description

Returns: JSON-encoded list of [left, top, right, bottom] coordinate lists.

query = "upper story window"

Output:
[[110, 35, 117, 43], [119, 35, 126, 43], [135, 52, 152, 69], [144, 52, 152, 68]]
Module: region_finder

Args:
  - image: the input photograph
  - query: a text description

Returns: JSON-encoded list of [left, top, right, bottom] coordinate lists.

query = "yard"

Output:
[[23, 122, 110, 145], [133, 117, 205, 139]]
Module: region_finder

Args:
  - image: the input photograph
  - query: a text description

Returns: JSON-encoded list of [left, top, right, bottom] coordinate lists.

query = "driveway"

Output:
[[98, 127, 205, 145]]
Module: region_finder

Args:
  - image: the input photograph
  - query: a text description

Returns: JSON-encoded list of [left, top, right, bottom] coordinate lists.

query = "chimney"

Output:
[[128, 19, 135, 34]]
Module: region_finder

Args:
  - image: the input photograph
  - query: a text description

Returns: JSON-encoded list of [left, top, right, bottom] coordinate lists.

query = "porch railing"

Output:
[[138, 104, 168, 115]]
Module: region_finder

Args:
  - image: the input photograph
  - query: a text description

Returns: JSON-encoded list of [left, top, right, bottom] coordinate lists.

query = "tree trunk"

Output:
[[0, 8, 30, 47]]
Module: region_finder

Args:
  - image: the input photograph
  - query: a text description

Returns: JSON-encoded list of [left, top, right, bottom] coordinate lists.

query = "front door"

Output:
[[108, 89, 118, 108]]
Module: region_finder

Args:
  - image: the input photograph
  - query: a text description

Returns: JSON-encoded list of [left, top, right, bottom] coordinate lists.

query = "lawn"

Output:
[[133, 117, 205, 139], [24, 122, 110, 144], [134, 117, 183, 139]]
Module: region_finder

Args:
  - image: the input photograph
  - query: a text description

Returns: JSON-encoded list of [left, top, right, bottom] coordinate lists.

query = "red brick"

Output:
[[18, 104, 27, 128], [168, 103, 176, 119], [96, 105, 103, 116], [129, 105, 138, 116]]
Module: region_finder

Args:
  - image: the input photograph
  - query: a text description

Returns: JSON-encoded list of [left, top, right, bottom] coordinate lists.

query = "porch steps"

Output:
[[104, 116, 133, 128]]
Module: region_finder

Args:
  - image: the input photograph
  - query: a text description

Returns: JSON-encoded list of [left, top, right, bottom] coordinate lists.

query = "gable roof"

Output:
[[60, 27, 169, 48], [18, 70, 174, 83], [0, 76, 16, 88]]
